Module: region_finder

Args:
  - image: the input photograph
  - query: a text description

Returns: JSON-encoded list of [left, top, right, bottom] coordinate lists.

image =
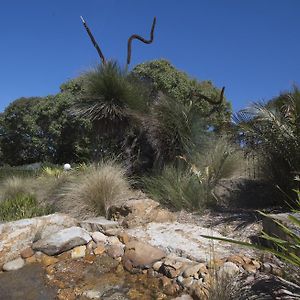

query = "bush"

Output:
[[143, 137, 242, 210], [56, 161, 132, 219], [234, 87, 300, 203], [0, 194, 53, 222], [0, 176, 35, 202]]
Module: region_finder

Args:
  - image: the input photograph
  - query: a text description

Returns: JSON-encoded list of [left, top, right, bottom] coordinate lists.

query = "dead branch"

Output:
[[80, 16, 106, 64], [127, 17, 156, 66]]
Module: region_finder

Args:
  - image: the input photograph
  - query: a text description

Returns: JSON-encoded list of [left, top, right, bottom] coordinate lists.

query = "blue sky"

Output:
[[1, 0, 300, 112]]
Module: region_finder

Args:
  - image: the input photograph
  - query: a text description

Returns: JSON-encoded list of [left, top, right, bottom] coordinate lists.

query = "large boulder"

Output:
[[107, 198, 175, 228], [0, 214, 77, 267], [126, 222, 251, 261], [32, 226, 91, 255]]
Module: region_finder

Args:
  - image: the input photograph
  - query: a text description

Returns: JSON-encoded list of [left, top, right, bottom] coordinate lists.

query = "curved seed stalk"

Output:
[[127, 17, 156, 66]]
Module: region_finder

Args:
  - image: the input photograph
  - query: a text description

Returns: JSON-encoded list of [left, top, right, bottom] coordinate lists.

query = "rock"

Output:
[[127, 222, 241, 262], [218, 261, 239, 277], [94, 244, 106, 255], [183, 263, 206, 278], [2, 257, 25, 271], [243, 263, 257, 273], [82, 290, 101, 299], [153, 261, 163, 271], [182, 277, 194, 288], [80, 217, 120, 233], [262, 212, 300, 255], [91, 232, 107, 244], [107, 244, 124, 259], [41, 255, 59, 267], [57, 288, 76, 300], [227, 254, 245, 265], [124, 240, 166, 268], [106, 236, 122, 246], [33, 226, 91, 255], [163, 282, 180, 296], [20, 247, 34, 259], [172, 295, 193, 300], [71, 245, 86, 259], [118, 232, 130, 244], [0, 213, 77, 266], [108, 198, 175, 228], [104, 228, 123, 236], [162, 259, 183, 278], [25, 255, 37, 264]]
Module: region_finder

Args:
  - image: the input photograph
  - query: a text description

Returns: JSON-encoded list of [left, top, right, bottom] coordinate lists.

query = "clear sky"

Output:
[[1, 0, 300, 112]]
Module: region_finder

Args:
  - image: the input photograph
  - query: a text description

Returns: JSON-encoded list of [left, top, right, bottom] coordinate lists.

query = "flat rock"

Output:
[[127, 222, 244, 262], [2, 257, 25, 271], [124, 240, 166, 268], [80, 217, 120, 233], [0, 213, 77, 266], [91, 232, 107, 243], [33, 226, 91, 255]]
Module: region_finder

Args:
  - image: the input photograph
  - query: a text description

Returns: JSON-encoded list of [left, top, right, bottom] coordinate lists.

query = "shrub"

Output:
[[143, 137, 242, 210], [0, 194, 53, 222], [234, 87, 300, 202], [0, 176, 34, 202], [56, 161, 131, 219]]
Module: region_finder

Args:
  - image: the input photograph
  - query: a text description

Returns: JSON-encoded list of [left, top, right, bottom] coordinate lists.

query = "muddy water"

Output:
[[0, 255, 174, 300]]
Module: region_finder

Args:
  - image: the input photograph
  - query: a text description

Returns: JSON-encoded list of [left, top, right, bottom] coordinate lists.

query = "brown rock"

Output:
[[94, 244, 106, 256], [107, 245, 124, 259], [118, 232, 130, 244], [41, 254, 59, 267], [243, 263, 257, 273], [183, 263, 206, 278], [160, 276, 172, 287], [124, 240, 166, 268], [227, 255, 245, 265], [123, 258, 133, 272], [57, 288, 76, 300], [251, 260, 261, 269], [164, 282, 180, 296], [25, 255, 37, 264], [20, 247, 34, 259]]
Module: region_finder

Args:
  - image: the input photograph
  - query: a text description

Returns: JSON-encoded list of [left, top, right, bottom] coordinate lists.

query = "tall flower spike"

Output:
[[127, 17, 156, 66], [80, 16, 106, 65]]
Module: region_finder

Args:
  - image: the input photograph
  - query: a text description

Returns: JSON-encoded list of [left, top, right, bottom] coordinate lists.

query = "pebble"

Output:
[[91, 232, 107, 244], [41, 255, 59, 267], [20, 247, 35, 259], [71, 245, 86, 259], [94, 244, 106, 255], [3, 257, 25, 271]]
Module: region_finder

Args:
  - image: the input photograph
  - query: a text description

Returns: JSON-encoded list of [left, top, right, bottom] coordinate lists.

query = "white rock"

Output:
[[82, 290, 101, 299], [80, 217, 119, 233], [127, 222, 245, 262], [0, 213, 77, 266], [33, 226, 91, 255], [2, 257, 25, 271], [71, 245, 86, 259], [218, 261, 240, 277], [91, 232, 107, 244]]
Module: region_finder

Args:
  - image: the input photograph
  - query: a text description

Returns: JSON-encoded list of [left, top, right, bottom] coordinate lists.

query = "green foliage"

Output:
[[143, 137, 241, 210], [132, 59, 231, 130], [234, 87, 300, 200], [0, 194, 53, 222]]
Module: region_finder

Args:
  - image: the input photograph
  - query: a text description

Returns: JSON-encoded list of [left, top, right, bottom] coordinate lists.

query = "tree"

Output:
[[234, 87, 300, 203]]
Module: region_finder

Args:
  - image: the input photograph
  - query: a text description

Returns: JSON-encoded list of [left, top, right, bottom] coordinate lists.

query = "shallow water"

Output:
[[0, 255, 174, 300]]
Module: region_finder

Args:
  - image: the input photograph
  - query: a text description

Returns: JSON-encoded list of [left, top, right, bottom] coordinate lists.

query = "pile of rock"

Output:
[[1, 213, 281, 300]]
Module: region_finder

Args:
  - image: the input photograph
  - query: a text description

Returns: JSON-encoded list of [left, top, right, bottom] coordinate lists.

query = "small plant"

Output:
[[56, 161, 131, 218], [41, 166, 63, 178], [0, 194, 53, 222]]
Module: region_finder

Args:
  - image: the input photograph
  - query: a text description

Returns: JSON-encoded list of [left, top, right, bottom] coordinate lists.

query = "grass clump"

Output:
[[0, 194, 53, 222], [143, 137, 242, 211], [56, 161, 131, 219]]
